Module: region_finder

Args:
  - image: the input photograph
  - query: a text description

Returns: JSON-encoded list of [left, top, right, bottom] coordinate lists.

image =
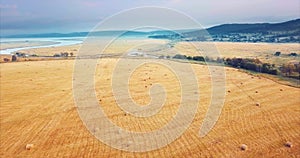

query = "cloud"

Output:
[[0, 0, 299, 35]]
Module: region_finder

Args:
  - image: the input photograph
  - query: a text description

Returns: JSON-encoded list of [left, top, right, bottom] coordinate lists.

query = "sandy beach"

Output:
[[0, 40, 58, 50]]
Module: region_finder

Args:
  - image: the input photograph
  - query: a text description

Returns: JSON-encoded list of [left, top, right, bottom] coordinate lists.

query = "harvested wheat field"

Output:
[[0, 58, 300, 157], [175, 42, 300, 65]]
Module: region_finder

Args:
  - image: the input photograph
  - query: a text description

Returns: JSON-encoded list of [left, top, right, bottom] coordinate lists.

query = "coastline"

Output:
[[0, 37, 84, 55]]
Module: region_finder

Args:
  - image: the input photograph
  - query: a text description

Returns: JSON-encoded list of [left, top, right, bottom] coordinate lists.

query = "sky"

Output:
[[0, 0, 299, 36]]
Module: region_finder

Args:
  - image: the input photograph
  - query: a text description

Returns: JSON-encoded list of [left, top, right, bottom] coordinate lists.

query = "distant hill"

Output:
[[3, 19, 299, 43], [206, 19, 300, 34], [155, 19, 300, 43]]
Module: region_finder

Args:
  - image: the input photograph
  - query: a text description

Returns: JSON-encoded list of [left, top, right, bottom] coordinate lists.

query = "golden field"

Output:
[[175, 42, 300, 65], [0, 39, 300, 157], [0, 41, 300, 157], [15, 40, 300, 65]]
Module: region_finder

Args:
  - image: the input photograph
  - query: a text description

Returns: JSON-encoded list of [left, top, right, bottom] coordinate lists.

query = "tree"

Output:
[[225, 58, 232, 65], [173, 54, 187, 59], [231, 58, 243, 67], [274, 51, 281, 56], [193, 56, 205, 61], [186, 56, 192, 60], [287, 64, 295, 76], [216, 57, 223, 63], [244, 62, 257, 71], [60, 52, 69, 57], [261, 63, 271, 73], [295, 64, 300, 79], [3, 58, 9, 62], [281, 64, 295, 77], [70, 52, 74, 57], [53, 54, 60, 57], [11, 55, 17, 62]]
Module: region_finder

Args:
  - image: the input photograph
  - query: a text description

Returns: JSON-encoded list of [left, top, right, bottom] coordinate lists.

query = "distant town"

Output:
[[150, 19, 300, 43], [177, 32, 299, 43]]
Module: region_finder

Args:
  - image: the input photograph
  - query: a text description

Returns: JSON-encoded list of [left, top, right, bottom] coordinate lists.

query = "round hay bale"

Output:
[[280, 89, 283, 91], [255, 91, 258, 93], [240, 144, 247, 150], [227, 90, 231, 93], [255, 103, 260, 106], [285, 142, 292, 148], [25, 144, 33, 150]]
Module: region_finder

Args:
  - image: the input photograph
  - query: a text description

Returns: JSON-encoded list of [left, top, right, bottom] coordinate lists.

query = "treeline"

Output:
[[170, 54, 300, 78], [280, 64, 300, 79], [173, 54, 205, 61], [224, 58, 278, 75], [53, 52, 74, 57]]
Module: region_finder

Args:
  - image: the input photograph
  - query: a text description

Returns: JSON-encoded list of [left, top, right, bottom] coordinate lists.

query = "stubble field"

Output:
[[1, 54, 299, 157]]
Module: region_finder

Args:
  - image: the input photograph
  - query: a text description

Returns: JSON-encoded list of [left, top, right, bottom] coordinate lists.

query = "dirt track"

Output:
[[0, 59, 299, 157]]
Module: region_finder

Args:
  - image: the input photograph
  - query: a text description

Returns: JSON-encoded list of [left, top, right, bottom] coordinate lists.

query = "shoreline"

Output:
[[0, 38, 84, 55], [0, 41, 60, 51]]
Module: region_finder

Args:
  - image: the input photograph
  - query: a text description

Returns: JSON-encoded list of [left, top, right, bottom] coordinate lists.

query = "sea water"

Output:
[[0, 37, 84, 55]]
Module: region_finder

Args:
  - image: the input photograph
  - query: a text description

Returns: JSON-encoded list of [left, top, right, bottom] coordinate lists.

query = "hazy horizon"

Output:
[[1, 0, 299, 36]]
